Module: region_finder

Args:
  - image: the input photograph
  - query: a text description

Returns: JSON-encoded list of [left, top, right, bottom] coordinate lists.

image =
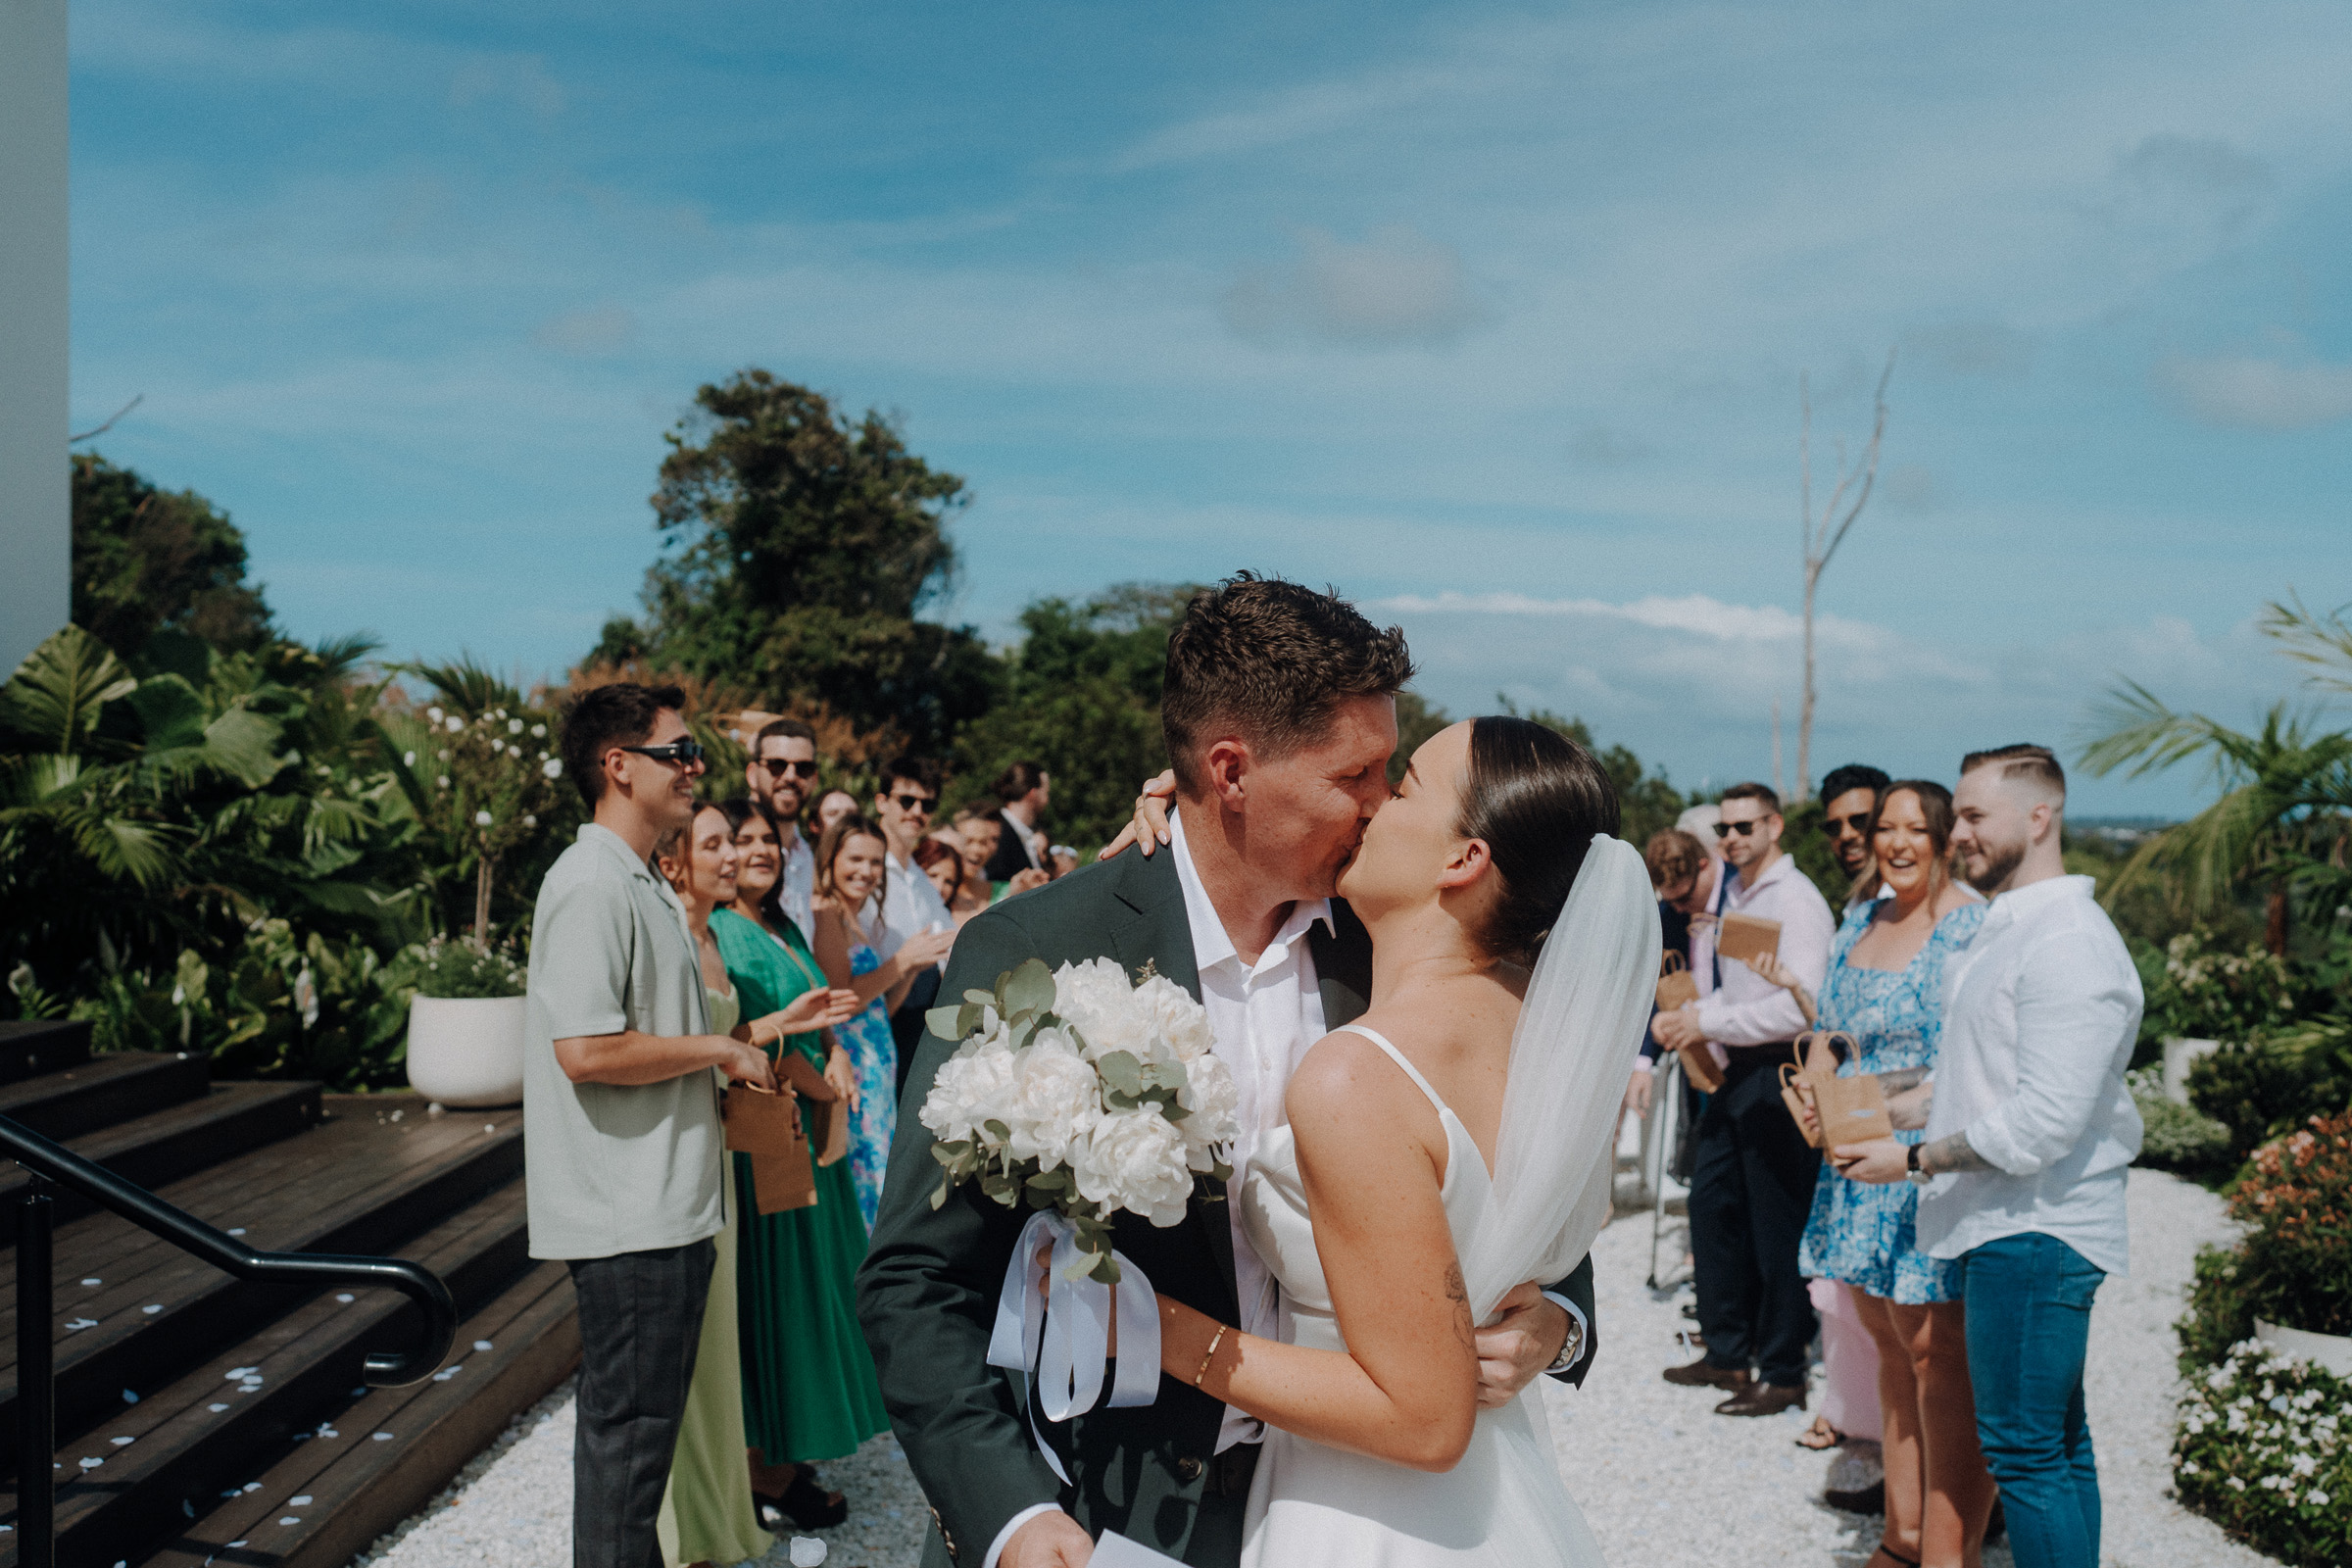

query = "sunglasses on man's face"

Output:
[[1829, 812, 1873, 836], [615, 740, 706, 767], [888, 793, 937, 815], [1713, 818, 1760, 838], [758, 758, 819, 780]]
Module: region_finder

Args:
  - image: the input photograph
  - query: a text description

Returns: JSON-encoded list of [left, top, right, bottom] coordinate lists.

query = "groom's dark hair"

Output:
[[1161, 573, 1413, 793]]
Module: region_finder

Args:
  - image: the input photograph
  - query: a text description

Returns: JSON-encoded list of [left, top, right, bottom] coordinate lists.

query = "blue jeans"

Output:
[[1959, 1233, 2105, 1568]]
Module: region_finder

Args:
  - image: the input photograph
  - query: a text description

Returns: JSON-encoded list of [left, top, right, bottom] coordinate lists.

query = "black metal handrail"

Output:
[[0, 1112, 457, 1566]]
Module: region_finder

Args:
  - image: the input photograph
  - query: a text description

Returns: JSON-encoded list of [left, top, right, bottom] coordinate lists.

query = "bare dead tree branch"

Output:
[[1796, 350, 1894, 803], [69, 394, 143, 444]]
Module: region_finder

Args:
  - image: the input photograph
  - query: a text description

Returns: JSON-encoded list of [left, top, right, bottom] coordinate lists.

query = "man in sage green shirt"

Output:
[[525, 683, 776, 1568]]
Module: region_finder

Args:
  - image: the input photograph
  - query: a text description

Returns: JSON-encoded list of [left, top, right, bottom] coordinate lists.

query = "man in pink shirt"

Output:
[[1650, 782, 1838, 1417]]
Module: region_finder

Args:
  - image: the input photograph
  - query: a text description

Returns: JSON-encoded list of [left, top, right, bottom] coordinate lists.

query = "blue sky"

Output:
[[66, 0, 2352, 814]]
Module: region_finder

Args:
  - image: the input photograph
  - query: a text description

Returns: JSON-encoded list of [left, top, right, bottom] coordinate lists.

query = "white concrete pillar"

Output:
[[0, 0, 72, 677]]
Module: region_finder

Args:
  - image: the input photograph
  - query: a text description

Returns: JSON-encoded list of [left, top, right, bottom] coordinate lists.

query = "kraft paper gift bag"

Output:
[[725, 1083, 818, 1213], [1677, 1042, 1725, 1094], [1717, 911, 1782, 966], [1779, 1031, 1892, 1150], [1656, 951, 1700, 1011]]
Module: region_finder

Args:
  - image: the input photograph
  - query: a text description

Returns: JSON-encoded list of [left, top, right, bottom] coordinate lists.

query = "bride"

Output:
[[1147, 715, 1659, 1565]]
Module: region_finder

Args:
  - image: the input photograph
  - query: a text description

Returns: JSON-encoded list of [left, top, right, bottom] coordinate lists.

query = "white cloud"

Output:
[[1221, 225, 1484, 348], [2156, 355, 2352, 429], [533, 305, 637, 356], [450, 53, 565, 119]]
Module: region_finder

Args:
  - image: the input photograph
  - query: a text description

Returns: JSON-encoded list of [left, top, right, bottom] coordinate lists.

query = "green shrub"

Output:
[[2179, 1110, 2352, 1375], [400, 936, 525, 1000], [2129, 1067, 2233, 1174], [71, 919, 414, 1089], [2173, 1340, 2352, 1568], [2149, 929, 2301, 1046], [2189, 1023, 2352, 1168]]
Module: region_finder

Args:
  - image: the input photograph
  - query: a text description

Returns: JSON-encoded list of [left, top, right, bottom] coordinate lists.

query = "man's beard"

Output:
[[771, 785, 805, 818], [1963, 836, 2026, 895]]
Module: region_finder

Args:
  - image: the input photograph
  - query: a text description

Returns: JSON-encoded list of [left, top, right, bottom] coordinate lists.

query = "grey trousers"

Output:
[[568, 1239, 716, 1568]]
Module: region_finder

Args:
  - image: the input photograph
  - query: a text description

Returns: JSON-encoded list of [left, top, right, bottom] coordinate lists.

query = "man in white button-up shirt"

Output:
[[1834, 745, 2141, 1568]]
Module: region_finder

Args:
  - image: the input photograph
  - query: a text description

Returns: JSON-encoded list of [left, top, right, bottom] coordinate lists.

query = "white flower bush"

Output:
[[919, 957, 1239, 1279], [2173, 1339, 2351, 1564]]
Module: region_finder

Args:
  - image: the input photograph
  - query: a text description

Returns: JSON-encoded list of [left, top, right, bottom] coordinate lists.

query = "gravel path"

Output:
[[355, 1167, 2273, 1567]]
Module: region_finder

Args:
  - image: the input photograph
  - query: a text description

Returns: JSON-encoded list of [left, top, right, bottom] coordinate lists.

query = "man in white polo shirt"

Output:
[[1833, 744, 2141, 1568], [526, 683, 779, 1568]]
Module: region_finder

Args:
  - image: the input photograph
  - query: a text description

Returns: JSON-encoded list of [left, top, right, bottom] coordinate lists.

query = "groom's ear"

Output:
[[1200, 735, 1252, 808]]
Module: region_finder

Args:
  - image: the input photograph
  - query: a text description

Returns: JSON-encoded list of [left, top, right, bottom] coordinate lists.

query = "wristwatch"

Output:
[[1904, 1144, 1932, 1187], [1544, 1305, 1586, 1374]]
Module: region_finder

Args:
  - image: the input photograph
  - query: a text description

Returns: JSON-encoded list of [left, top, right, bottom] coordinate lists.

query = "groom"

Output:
[[858, 575, 1599, 1568]]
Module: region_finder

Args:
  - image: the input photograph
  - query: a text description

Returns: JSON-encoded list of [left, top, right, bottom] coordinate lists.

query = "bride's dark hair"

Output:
[[1456, 716, 1620, 965]]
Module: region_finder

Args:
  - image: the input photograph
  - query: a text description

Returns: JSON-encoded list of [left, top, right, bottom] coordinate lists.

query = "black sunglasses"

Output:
[[1830, 811, 1874, 836], [615, 740, 707, 767], [888, 792, 937, 814], [1712, 819, 1759, 838], [758, 758, 820, 779]]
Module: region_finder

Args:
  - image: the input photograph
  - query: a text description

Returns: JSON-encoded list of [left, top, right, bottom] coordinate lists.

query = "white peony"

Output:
[[919, 1038, 1019, 1146], [1134, 973, 1214, 1062], [1072, 1109, 1194, 1227], [1003, 1028, 1102, 1169], [1175, 1053, 1241, 1165], [1051, 958, 1152, 1061]]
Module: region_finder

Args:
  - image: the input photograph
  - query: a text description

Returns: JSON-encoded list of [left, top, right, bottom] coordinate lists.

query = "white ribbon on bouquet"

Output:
[[986, 1209, 1162, 1483]]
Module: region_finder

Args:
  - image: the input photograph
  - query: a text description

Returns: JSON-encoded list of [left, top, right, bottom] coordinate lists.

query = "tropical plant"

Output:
[[2145, 930, 2302, 1044], [2082, 595, 2352, 954], [2127, 1066, 2232, 1174], [71, 451, 274, 657], [2178, 1109, 2352, 1370], [401, 935, 526, 1000], [2185, 1020, 2352, 1170]]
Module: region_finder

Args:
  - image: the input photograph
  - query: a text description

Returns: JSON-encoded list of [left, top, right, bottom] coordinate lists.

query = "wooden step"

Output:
[[0, 1020, 92, 1087], [0, 1052, 208, 1143], [0, 1082, 323, 1231], [0, 1100, 523, 1450], [140, 1263, 578, 1568], [0, 1184, 548, 1567]]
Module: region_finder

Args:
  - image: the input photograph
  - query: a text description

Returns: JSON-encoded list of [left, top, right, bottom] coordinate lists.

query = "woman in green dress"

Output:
[[712, 797, 892, 1528]]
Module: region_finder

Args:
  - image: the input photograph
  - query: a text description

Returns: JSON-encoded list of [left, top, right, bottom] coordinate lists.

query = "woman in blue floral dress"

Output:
[[1772, 780, 1998, 1568], [809, 811, 957, 1230]]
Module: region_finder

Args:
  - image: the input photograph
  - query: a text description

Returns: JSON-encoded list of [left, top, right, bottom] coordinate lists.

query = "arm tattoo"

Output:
[[1443, 1263, 1468, 1304], [1875, 1066, 1931, 1094], [1919, 1130, 1993, 1175]]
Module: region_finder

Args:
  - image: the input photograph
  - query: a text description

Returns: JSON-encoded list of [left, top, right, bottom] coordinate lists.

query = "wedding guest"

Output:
[[811, 810, 956, 1228], [742, 717, 822, 944], [1625, 828, 1713, 1121], [527, 683, 776, 1568], [911, 835, 965, 915], [1820, 763, 1892, 887], [1835, 746, 2143, 1568], [1048, 843, 1079, 879], [869, 756, 957, 1078], [1651, 783, 1836, 1417], [980, 760, 1051, 883], [1788, 782, 1996, 1567], [710, 798, 886, 1532], [937, 818, 996, 925], [649, 808, 774, 1568], [812, 788, 858, 840]]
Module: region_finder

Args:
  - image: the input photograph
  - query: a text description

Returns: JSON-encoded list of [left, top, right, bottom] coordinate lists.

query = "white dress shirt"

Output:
[[1915, 873, 2144, 1277], [868, 845, 956, 965], [778, 826, 815, 947], [1167, 812, 1334, 1454], [1690, 852, 1837, 1047]]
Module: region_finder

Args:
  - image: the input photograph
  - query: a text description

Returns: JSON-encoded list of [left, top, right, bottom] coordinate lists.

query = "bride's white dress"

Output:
[[1236, 1024, 1606, 1567]]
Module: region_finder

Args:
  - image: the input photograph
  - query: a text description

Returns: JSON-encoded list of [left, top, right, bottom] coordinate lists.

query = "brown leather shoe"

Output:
[[1662, 1355, 1751, 1392], [1715, 1380, 1807, 1417]]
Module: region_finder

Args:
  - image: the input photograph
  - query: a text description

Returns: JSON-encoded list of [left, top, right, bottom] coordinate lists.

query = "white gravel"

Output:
[[353, 1168, 2275, 1568]]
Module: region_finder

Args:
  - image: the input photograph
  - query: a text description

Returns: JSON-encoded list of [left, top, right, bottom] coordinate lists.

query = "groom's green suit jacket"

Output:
[[856, 843, 1597, 1567]]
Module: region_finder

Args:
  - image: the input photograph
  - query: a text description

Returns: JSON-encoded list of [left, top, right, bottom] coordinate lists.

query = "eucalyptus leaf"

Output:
[[924, 1004, 968, 1039], [1097, 1050, 1144, 1097], [1003, 957, 1056, 1018]]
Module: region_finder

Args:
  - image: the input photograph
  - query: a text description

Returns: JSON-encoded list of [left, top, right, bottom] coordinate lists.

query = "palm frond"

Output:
[[2260, 592, 2352, 697], [0, 627, 139, 754]]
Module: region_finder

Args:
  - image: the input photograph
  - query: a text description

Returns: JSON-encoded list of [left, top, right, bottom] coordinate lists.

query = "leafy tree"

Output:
[[71, 452, 273, 656], [950, 586, 1195, 851], [1489, 695, 1693, 852], [600, 369, 996, 754]]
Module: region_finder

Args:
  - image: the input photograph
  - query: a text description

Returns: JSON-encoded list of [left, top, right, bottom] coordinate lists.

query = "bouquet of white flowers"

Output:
[[920, 956, 1240, 1283]]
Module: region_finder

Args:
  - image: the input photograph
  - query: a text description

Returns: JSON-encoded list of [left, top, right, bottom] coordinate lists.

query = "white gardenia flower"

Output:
[[542, 759, 563, 778], [531, 722, 547, 738], [403, 751, 416, 766], [445, 715, 465, 733], [1004, 1029, 1105, 1168], [474, 810, 494, 827], [508, 717, 524, 734], [426, 707, 444, 723], [1073, 1110, 1193, 1227]]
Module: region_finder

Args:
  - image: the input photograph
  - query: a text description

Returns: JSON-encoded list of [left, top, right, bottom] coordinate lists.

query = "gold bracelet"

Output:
[[1193, 1324, 1229, 1389]]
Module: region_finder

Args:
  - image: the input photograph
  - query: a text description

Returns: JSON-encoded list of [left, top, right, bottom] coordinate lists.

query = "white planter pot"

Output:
[[2162, 1037, 2221, 1104], [406, 995, 526, 1108], [2255, 1318, 2352, 1379]]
